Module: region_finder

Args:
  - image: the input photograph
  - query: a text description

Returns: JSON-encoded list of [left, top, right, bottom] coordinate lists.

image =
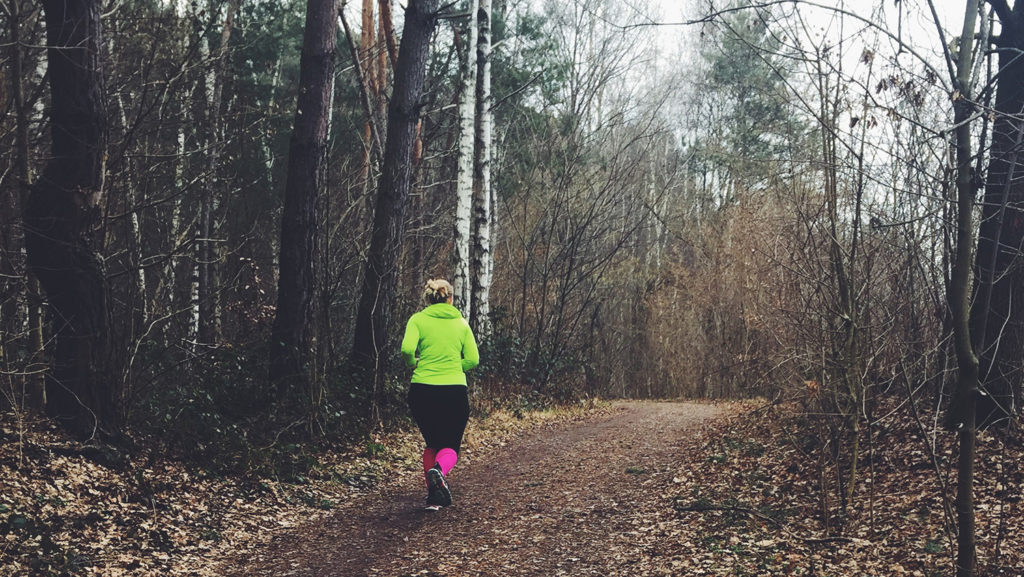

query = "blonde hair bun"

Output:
[[424, 278, 454, 304]]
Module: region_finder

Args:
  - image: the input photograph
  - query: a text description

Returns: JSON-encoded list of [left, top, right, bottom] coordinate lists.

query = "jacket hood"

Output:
[[423, 303, 463, 319]]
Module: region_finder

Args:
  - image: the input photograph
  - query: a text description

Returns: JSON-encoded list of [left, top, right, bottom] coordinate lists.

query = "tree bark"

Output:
[[378, 0, 399, 66], [357, 0, 383, 188], [470, 0, 493, 338], [24, 0, 116, 439], [5, 0, 45, 409], [971, 1, 1024, 427], [950, 2, 982, 574], [453, 0, 479, 318], [198, 0, 237, 346], [351, 0, 439, 397], [269, 0, 337, 395]]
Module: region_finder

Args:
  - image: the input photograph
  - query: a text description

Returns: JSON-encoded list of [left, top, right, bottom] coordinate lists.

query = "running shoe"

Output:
[[425, 464, 452, 507]]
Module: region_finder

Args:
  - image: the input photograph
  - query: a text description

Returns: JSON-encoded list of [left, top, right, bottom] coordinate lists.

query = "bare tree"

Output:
[[2, 0, 45, 408], [971, 0, 1024, 427], [948, 3, 983, 575], [196, 0, 239, 346]]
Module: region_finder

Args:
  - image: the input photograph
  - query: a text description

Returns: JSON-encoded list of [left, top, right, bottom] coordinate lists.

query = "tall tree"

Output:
[[269, 0, 337, 394], [359, 0, 378, 184], [971, 0, 1024, 426], [454, 0, 480, 317], [470, 0, 494, 337], [196, 0, 238, 346], [3, 0, 45, 408], [351, 0, 440, 404], [947, 0, 983, 574], [24, 0, 116, 439]]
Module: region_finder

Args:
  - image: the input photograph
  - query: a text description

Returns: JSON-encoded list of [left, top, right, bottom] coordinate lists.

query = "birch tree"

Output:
[[453, 0, 480, 317], [2, 0, 45, 408], [196, 0, 238, 346], [470, 0, 494, 337]]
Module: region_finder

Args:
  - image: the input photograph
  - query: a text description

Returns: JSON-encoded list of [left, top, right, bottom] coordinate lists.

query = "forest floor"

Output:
[[3, 399, 1022, 576]]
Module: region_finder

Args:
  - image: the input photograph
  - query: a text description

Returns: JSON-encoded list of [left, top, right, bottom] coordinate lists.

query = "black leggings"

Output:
[[407, 383, 470, 455]]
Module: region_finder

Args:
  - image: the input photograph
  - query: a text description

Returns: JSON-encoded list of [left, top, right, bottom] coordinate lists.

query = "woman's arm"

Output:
[[400, 318, 420, 367], [461, 324, 479, 371]]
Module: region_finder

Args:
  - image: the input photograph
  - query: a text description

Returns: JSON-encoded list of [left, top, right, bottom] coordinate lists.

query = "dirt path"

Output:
[[222, 401, 726, 577]]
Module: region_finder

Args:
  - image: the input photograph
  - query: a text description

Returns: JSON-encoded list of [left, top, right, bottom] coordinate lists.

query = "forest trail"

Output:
[[220, 401, 727, 577]]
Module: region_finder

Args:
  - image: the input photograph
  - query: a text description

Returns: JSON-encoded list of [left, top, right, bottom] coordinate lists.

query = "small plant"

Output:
[[200, 528, 222, 542], [724, 437, 765, 457], [924, 538, 944, 554]]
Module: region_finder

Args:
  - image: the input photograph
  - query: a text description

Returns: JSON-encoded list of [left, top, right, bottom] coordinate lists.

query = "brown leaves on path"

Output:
[[219, 401, 728, 577]]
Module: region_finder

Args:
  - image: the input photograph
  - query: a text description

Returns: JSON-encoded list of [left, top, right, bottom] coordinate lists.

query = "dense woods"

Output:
[[1, 0, 1022, 575]]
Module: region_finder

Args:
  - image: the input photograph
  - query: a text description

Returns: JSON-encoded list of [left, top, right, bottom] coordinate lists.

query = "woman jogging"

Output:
[[401, 279, 479, 509]]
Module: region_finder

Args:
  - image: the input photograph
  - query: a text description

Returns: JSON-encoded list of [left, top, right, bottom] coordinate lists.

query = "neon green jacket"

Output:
[[401, 303, 479, 385]]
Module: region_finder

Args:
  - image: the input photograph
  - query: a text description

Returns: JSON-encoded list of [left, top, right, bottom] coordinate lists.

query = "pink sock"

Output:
[[422, 448, 438, 487], [435, 448, 458, 476]]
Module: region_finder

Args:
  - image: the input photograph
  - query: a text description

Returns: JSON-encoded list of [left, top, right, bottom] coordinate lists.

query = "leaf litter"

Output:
[[2, 398, 1021, 576]]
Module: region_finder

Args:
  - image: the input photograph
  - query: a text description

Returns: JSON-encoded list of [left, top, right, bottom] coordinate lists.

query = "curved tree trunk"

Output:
[[24, 0, 116, 439], [270, 0, 337, 395], [351, 0, 439, 409]]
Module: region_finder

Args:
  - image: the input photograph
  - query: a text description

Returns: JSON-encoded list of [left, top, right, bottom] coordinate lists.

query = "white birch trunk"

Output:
[[261, 56, 283, 185], [198, 0, 237, 344], [470, 0, 493, 337], [453, 0, 479, 318], [117, 94, 149, 328], [167, 127, 185, 318], [646, 151, 661, 271], [189, 260, 200, 349]]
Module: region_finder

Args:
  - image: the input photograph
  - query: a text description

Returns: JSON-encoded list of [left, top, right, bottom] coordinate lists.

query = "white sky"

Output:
[[650, 0, 976, 66]]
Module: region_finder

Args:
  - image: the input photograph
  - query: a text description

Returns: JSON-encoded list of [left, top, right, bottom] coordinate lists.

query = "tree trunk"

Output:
[[351, 0, 439, 403], [269, 0, 337, 395], [470, 0, 493, 338], [198, 0, 237, 346], [453, 0, 479, 318], [165, 127, 186, 340], [361, 0, 374, 172], [114, 93, 149, 333], [24, 0, 116, 439], [5, 0, 45, 409], [950, 2, 982, 575], [378, 0, 399, 66], [971, 2, 1024, 427]]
